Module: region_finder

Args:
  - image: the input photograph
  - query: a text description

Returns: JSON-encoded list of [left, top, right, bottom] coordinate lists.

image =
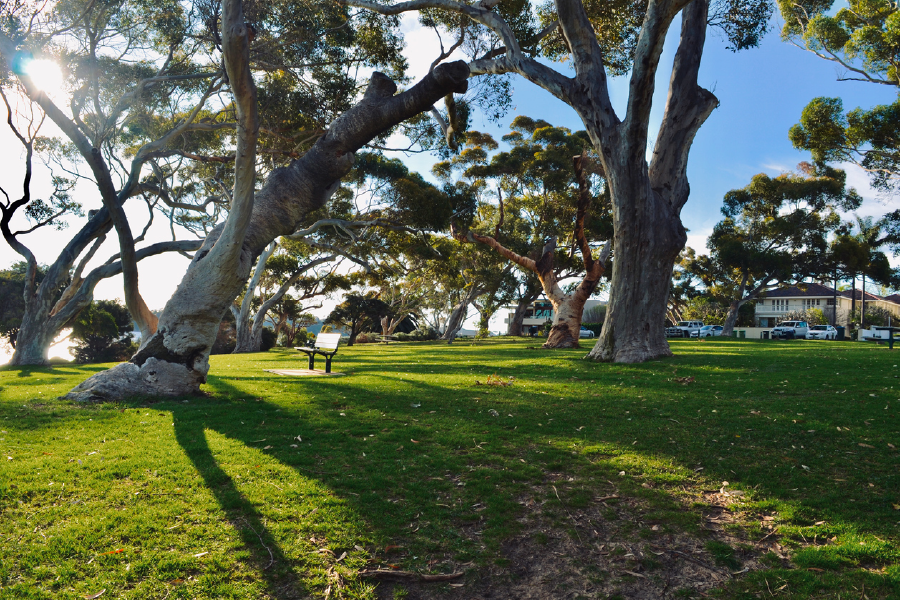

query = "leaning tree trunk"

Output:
[[10, 236, 199, 365], [442, 285, 480, 343], [233, 242, 276, 353], [64, 59, 470, 400], [720, 272, 750, 337], [507, 279, 542, 336]]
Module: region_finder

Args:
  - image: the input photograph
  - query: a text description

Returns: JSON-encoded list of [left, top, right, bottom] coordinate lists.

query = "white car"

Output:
[[690, 325, 724, 338], [772, 321, 809, 339], [806, 324, 837, 340], [579, 326, 595, 338]]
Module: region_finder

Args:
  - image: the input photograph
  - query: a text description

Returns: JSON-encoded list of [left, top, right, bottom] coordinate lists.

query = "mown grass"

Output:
[[1, 338, 898, 599]]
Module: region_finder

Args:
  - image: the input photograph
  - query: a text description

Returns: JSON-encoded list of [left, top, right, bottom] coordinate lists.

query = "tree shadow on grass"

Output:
[[167, 399, 311, 600]]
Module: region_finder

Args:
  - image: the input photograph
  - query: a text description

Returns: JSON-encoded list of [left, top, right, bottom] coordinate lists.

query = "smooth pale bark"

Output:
[[441, 284, 482, 342], [234, 254, 334, 353], [232, 242, 276, 353], [65, 59, 470, 400]]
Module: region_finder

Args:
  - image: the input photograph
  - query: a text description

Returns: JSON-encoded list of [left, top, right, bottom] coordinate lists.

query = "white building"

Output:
[[503, 298, 605, 335], [754, 284, 900, 328]]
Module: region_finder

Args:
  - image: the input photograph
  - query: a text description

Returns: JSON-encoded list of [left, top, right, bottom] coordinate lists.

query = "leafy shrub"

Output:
[[260, 327, 278, 351], [70, 300, 137, 364]]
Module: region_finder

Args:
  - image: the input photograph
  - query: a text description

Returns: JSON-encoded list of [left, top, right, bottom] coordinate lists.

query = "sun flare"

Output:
[[25, 59, 64, 93]]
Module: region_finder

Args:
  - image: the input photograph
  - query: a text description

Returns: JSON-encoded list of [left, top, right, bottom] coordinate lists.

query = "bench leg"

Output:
[[324, 356, 332, 374], [308, 354, 315, 370]]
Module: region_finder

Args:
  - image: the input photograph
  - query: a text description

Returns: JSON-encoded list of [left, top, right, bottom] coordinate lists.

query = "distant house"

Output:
[[754, 284, 900, 327], [503, 298, 604, 335]]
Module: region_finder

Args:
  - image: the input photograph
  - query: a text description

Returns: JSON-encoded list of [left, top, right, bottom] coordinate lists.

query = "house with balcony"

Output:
[[754, 283, 900, 328]]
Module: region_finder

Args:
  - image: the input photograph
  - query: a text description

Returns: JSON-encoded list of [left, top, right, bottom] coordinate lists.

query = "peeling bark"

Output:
[[64, 57, 469, 400]]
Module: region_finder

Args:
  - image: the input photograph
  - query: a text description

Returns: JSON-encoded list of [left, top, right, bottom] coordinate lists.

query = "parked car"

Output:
[[690, 325, 724, 338], [771, 320, 809, 339], [806, 324, 837, 340], [579, 326, 595, 338], [666, 320, 704, 337]]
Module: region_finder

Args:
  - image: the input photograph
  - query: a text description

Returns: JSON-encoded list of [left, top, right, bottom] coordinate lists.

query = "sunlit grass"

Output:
[[1, 338, 898, 598]]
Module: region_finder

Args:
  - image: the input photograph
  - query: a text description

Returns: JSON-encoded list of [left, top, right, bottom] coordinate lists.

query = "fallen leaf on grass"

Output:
[[892, 504, 900, 510], [889, 443, 896, 449], [410, 439, 419, 444], [167, 579, 184, 585], [806, 567, 824, 572], [474, 374, 514, 387], [193, 551, 208, 558], [622, 570, 647, 579], [858, 443, 875, 448], [84, 590, 106, 599], [100, 549, 124, 555], [673, 376, 695, 385], [263, 445, 273, 450], [449, 583, 464, 587]]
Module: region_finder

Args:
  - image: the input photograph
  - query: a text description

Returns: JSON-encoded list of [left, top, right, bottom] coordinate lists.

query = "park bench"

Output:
[[295, 332, 342, 373], [861, 326, 900, 349]]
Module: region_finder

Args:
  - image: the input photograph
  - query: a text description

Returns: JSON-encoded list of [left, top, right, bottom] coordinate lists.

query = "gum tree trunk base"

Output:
[[64, 358, 205, 402]]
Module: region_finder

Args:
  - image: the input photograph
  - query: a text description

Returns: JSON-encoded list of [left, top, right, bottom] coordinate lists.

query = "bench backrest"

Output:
[[314, 332, 342, 351]]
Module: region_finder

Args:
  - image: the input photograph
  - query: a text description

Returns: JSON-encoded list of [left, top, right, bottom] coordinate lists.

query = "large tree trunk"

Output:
[[64, 60, 469, 400], [507, 278, 541, 336], [583, 0, 716, 362], [585, 182, 685, 361]]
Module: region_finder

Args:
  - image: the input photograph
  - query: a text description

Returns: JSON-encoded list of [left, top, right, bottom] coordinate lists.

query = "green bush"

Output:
[[70, 300, 137, 364], [260, 327, 278, 351]]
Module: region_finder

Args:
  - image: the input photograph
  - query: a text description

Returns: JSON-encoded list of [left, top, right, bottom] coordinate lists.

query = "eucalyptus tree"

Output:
[[443, 118, 613, 348], [46, 0, 469, 399], [692, 163, 861, 335], [344, 0, 772, 362], [781, 0, 899, 192]]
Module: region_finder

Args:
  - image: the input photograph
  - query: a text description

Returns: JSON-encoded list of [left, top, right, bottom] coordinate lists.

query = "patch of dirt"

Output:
[[375, 480, 769, 599]]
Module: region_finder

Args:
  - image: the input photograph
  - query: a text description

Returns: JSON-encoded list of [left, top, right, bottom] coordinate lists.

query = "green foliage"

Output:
[[325, 292, 391, 345], [790, 97, 900, 192], [851, 304, 895, 326], [260, 327, 278, 352], [781, 0, 900, 191], [70, 300, 137, 364], [782, 307, 828, 325], [682, 297, 727, 324]]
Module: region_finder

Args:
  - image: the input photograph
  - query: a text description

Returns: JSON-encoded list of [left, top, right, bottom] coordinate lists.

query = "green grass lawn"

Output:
[[1, 338, 898, 599]]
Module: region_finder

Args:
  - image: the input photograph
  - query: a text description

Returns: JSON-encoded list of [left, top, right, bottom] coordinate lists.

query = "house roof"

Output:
[[762, 283, 841, 298], [841, 289, 886, 302], [883, 294, 900, 305]]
